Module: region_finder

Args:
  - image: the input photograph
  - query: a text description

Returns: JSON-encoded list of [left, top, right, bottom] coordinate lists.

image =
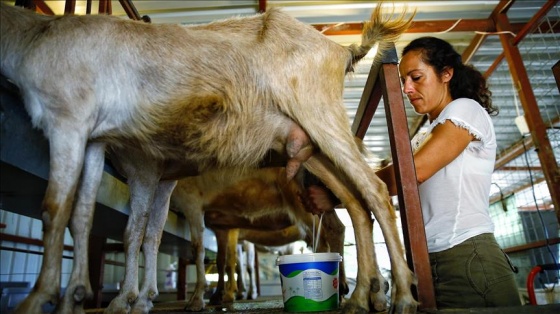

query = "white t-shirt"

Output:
[[411, 98, 496, 253]]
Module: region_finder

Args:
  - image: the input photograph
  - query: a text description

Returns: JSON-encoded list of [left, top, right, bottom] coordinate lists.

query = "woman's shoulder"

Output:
[[446, 98, 484, 113], [437, 98, 495, 144], [438, 98, 489, 122]]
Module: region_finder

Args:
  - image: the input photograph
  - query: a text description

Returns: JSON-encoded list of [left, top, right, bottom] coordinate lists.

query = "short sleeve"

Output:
[[434, 98, 495, 148]]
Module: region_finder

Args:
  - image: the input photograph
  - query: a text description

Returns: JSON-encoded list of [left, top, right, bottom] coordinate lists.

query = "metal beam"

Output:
[[511, 0, 559, 46], [98, 0, 111, 15], [484, 0, 558, 78], [494, 11, 560, 223], [354, 43, 436, 310], [316, 20, 529, 36], [462, 33, 488, 64], [32, 0, 54, 15], [351, 55, 383, 138], [490, 176, 546, 205], [553, 60, 560, 93], [118, 0, 141, 20], [380, 46, 436, 311], [64, 0, 75, 14], [258, 0, 266, 13], [495, 136, 533, 169]]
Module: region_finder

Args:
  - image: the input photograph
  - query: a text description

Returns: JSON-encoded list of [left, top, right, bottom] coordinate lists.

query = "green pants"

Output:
[[429, 233, 521, 309]]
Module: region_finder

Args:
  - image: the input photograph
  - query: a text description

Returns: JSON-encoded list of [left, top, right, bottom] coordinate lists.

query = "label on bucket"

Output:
[[303, 272, 323, 299], [278, 261, 339, 312]]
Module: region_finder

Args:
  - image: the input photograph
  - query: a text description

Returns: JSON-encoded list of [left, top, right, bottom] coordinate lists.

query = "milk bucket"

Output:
[[276, 253, 342, 312]]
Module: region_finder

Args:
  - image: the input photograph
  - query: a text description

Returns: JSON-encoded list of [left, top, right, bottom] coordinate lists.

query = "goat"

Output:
[[232, 238, 304, 302], [0, 2, 416, 313], [232, 239, 315, 302], [169, 167, 348, 309], [233, 239, 260, 301]]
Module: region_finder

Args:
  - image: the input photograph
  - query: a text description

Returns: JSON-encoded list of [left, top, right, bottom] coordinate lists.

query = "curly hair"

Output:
[[402, 36, 498, 116]]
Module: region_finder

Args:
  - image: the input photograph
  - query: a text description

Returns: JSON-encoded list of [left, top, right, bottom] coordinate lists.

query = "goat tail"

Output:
[[348, 2, 415, 64]]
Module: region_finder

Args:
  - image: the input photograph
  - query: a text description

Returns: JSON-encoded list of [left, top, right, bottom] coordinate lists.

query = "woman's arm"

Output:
[[376, 120, 474, 195], [303, 120, 474, 211]]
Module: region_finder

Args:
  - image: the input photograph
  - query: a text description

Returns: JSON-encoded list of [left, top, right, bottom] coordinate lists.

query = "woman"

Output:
[[307, 36, 521, 309]]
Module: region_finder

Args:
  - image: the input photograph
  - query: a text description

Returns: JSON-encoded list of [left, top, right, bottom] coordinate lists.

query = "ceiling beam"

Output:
[[98, 0, 111, 15], [494, 116, 558, 169], [499, 166, 542, 171], [406, 19, 494, 33], [32, 0, 54, 15], [460, 0, 514, 64], [258, 0, 266, 13], [484, 0, 559, 78], [314, 19, 529, 36], [490, 176, 546, 205], [511, 0, 559, 46], [554, 60, 560, 93], [118, 0, 142, 21], [64, 0, 75, 14], [494, 0, 516, 15], [495, 136, 533, 170], [462, 33, 487, 64], [86, 0, 91, 14]]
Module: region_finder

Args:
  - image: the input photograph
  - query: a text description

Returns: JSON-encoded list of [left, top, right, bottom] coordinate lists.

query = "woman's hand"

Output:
[[300, 185, 336, 215]]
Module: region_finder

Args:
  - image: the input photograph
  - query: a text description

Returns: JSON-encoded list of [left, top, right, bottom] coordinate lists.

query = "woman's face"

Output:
[[399, 50, 453, 121]]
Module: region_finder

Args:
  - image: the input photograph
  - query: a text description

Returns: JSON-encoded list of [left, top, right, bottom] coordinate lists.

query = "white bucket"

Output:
[[276, 253, 342, 312]]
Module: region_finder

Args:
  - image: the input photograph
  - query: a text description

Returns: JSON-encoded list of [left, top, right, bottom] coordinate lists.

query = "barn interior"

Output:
[[0, 0, 559, 313]]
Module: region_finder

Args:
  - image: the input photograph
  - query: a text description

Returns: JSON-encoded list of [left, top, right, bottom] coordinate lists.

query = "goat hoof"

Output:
[[185, 295, 206, 312], [370, 277, 381, 293], [130, 299, 153, 314], [14, 291, 58, 314], [340, 282, 350, 296], [390, 303, 418, 314], [341, 302, 369, 314], [208, 292, 223, 305], [222, 291, 235, 304], [105, 296, 132, 314], [72, 285, 87, 303]]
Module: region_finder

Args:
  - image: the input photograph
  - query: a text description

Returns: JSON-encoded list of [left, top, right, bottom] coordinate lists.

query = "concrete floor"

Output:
[[84, 296, 560, 313]]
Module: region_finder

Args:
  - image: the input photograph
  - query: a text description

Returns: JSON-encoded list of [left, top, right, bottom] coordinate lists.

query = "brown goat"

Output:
[[211, 224, 346, 306], [170, 167, 348, 309], [0, 2, 416, 314]]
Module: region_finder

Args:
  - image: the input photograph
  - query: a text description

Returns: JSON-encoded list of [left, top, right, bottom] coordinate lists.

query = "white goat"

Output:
[[0, 3, 416, 314]]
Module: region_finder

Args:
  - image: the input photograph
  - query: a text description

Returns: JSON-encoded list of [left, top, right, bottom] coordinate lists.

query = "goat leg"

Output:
[[58, 142, 106, 314], [235, 242, 248, 300], [104, 158, 162, 314], [304, 154, 388, 313], [207, 228, 228, 307], [14, 132, 89, 314], [184, 204, 208, 311], [131, 180, 177, 314], [244, 242, 259, 300], [223, 229, 240, 304]]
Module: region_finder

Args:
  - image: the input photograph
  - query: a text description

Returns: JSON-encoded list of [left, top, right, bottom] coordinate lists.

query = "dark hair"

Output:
[[402, 36, 498, 116]]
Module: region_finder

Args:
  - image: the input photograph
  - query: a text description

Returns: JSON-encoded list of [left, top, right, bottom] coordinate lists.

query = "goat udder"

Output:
[[285, 125, 314, 180]]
